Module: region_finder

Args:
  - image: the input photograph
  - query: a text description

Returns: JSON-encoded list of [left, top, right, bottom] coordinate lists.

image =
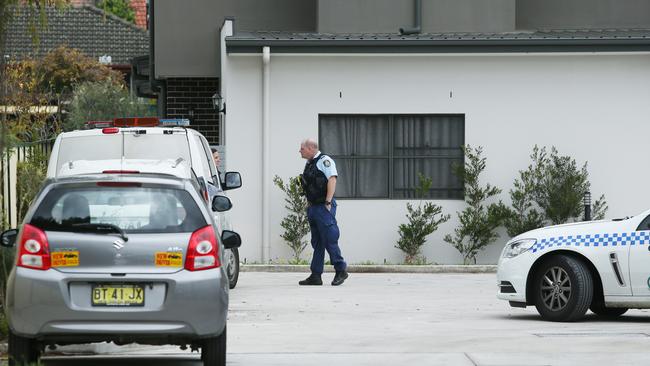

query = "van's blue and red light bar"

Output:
[[84, 118, 190, 129]]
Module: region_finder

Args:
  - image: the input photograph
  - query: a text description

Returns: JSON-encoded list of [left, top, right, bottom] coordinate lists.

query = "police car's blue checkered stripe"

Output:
[[531, 231, 650, 253]]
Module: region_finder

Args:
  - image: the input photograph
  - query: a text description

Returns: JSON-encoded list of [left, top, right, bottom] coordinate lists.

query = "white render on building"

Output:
[[220, 21, 650, 265]]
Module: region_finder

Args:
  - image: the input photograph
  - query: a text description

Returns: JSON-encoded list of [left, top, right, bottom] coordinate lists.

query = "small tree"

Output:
[[99, 0, 135, 23], [273, 175, 310, 264], [444, 146, 508, 265], [504, 146, 609, 237], [396, 173, 450, 264], [66, 80, 156, 131]]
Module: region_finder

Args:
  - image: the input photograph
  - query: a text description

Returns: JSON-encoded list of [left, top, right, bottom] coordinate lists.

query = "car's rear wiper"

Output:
[[71, 223, 129, 242]]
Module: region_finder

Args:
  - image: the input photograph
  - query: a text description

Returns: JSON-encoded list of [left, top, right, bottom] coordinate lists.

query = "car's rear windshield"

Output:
[[56, 133, 191, 176], [30, 186, 206, 234]]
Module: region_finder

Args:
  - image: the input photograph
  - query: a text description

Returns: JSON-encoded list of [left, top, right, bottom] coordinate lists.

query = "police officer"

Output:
[[298, 138, 349, 286]]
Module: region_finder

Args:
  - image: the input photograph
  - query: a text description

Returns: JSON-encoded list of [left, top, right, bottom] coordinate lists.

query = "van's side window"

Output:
[[193, 135, 215, 185], [198, 136, 218, 180]]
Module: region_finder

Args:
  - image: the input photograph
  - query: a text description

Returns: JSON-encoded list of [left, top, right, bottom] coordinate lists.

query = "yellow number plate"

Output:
[[91, 284, 145, 306], [51, 251, 79, 267], [155, 252, 183, 267]]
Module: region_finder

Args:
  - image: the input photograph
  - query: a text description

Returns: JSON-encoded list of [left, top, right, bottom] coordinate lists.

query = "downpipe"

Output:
[[262, 47, 271, 263]]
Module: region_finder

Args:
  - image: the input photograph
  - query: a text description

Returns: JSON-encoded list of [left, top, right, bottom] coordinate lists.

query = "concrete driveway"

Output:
[[35, 272, 650, 365]]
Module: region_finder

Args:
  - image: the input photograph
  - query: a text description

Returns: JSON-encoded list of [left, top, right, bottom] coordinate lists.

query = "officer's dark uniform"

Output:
[[301, 152, 347, 283]]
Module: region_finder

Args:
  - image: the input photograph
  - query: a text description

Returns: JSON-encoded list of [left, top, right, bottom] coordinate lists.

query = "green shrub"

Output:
[[66, 80, 156, 131], [504, 146, 609, 237], [273, 175, 310, 263], [444, 146, 508, 265], [16, 149, 48, 223], [396, 173, 450, 264], [99, 0, 136, 23]]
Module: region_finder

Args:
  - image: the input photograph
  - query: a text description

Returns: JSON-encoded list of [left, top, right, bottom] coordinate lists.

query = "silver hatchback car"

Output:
[[0, 173, 241, 366]]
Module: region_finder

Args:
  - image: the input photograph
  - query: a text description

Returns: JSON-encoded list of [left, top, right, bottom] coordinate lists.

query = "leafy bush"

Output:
[[66, 80, 156, 131], [273, 175, 310, 263], [16, 149, 48, 224], [504, 146, 608, 237], [444, 146, 508, 265], [395, 173, 450, 264], [99, 0, 136, 23], [32, 45, 124, 95]]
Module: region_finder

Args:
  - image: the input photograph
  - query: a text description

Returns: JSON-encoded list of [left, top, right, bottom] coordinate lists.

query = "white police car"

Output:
[[497, 209, 650, 321]]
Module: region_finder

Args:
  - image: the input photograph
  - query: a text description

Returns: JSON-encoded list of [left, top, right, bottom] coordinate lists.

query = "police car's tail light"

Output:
[[502, 239, 537, 259], [185, 225, 220, 271], [17, 224, 51, 270]]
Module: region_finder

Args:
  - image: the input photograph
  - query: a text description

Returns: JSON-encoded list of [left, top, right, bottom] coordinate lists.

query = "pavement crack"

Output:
[[464, 352, 479, 366]]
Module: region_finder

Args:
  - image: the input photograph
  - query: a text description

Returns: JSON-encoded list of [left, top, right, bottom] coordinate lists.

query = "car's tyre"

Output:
[[202, 326, 226, 366], [533, 255, 593, 322], [227, 248, 240, 289], [589, 301, 628, 318], [8, 330, 39, 366]]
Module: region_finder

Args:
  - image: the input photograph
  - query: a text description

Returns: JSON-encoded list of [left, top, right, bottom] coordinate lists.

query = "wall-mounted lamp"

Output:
[[212, 92, 226, 114]]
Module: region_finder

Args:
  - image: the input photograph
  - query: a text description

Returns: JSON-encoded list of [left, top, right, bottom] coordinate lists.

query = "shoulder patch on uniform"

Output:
[[324, 160, 331, 167]]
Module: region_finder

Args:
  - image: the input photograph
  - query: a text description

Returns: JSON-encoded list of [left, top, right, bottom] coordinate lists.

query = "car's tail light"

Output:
[[96, 182, 142, 187], [185, 225, 220, 271], [102, 170, 140, 174], [202, 188, 209, 202], [17, 224, 51, 270]]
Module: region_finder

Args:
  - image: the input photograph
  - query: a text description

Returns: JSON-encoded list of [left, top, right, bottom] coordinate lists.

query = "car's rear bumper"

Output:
[[6, 266, 228, 341]]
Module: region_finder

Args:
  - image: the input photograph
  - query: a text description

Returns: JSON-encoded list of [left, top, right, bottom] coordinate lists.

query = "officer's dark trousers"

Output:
[[307, 200, 347, 274]]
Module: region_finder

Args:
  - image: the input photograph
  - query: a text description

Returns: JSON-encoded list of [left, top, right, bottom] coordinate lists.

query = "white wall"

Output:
[[223, 51, 650, 265]]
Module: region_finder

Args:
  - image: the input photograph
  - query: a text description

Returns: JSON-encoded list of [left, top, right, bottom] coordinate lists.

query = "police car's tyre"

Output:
[[202, 325, 226, 366], [533, 255, 593, 322], [589, 301, 628, 318], [8, 330, 40, 366], [227, 248, 240, 289]]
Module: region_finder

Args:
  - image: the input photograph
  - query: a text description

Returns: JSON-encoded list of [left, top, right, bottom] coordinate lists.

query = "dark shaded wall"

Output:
[[154, 0, 317, 78], [516, 0, 650, 30], [317, 0, 516, 33]]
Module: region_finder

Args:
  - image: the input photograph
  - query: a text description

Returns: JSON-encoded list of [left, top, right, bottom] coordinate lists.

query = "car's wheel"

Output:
[[533, 255, 593, 322], [202, 326, 226, 366], [227, 248, 240, 289], [8, 330, 39, 366], [590, 301, 628, 318]]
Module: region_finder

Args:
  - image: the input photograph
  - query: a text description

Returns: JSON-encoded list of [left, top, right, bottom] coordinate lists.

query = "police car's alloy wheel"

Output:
[[533, 255, 593, 322]]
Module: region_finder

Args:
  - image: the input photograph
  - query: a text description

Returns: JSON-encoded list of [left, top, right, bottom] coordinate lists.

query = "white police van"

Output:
[[497, 209, 650, 321], [46, 117, 243, 288]]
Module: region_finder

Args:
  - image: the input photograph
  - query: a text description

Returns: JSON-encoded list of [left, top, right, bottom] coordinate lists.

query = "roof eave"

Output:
[[226, 38, 650, 54]]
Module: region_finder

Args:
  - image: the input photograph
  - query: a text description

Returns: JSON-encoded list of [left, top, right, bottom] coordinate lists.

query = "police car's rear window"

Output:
[[31, 186, 207, 234]]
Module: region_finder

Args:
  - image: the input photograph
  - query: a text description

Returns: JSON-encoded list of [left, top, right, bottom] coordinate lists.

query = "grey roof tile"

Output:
[[5, 5, 149, 65]]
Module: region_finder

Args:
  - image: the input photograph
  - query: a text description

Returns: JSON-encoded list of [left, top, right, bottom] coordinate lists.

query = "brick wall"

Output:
[[165, 78, 220, 144]]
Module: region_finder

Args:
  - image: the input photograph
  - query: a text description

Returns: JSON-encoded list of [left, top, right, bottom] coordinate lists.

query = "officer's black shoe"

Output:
[[331, 270, 349, 286], [299, 274, 322, 286]]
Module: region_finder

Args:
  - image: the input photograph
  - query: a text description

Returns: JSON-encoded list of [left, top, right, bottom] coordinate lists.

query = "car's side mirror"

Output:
[[223, 172, 242, 191], [212, 195, 232, 212], [0, 229, 18, 248], [221, 230, 242, 249]]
